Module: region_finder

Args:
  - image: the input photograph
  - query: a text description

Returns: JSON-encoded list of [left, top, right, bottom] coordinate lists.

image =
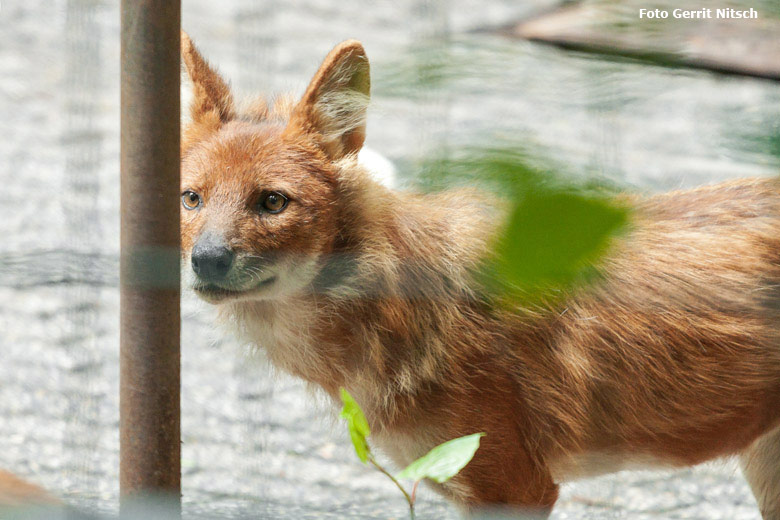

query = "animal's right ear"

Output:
[[181, 31, 235, 129]]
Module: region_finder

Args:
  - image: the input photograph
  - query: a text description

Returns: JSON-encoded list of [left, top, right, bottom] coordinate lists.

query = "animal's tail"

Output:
[[0, 469, 58, 508]]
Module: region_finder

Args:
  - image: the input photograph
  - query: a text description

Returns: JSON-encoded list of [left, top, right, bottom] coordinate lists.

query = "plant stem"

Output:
[[368, 455, 416, 520]]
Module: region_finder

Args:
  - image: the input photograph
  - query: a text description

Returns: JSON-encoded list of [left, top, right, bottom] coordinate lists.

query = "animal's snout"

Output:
[[191, 234, 235, 282]]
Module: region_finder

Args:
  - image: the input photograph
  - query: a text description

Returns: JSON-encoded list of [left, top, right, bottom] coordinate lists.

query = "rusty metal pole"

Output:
[[120, 0, 181, 514]]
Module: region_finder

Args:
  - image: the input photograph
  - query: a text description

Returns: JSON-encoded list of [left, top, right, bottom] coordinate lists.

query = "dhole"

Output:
[[180, 32, 780, 518], [0, 469, 57, 508]]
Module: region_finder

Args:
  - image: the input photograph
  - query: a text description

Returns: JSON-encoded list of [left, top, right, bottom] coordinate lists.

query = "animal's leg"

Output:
[[450, 440, 559, 519], [740, 425, 780, 520]]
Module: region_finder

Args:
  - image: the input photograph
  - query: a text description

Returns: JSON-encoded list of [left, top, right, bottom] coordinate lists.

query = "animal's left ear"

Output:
[[284, 40, 370, 160]]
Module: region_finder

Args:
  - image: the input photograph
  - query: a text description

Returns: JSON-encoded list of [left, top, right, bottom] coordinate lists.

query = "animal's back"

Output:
[[533, 177, 780, 475]]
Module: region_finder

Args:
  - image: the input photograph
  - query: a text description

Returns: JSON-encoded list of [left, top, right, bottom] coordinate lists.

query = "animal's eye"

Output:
[[260, 192, 288, 214], [181, 190, 201, 210]]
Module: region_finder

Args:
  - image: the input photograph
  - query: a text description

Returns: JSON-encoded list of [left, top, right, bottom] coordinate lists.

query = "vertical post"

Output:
[[120, 0, 181, 514]]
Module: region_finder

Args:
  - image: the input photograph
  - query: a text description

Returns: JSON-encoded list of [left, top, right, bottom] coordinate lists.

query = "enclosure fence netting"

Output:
[[1, 0, 780, 518]]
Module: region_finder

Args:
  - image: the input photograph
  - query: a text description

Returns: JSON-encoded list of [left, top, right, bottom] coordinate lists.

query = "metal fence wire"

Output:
[[1, 0, 780, 518]]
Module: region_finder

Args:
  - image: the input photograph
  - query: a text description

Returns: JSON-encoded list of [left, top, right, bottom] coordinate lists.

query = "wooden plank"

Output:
[[508, 2, 780, 81]]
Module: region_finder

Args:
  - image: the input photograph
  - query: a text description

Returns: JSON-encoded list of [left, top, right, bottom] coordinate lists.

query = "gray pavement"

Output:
[[1, 0, 779, 518]]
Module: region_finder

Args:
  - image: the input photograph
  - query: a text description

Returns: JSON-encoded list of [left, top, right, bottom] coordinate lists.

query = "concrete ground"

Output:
[[1, 0, 779, 518]]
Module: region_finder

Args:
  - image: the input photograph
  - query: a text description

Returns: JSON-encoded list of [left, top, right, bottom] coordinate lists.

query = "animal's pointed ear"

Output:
[[284, 40, 370, 160], [181, 31, 235, 125]]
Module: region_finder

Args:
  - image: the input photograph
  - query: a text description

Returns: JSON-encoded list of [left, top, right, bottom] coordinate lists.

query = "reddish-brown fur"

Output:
[[180, 33, 780, 517], [0, 469, 57, 507]]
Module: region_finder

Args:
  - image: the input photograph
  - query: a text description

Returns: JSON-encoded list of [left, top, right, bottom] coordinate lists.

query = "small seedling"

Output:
[[339, 388, 484, 519]]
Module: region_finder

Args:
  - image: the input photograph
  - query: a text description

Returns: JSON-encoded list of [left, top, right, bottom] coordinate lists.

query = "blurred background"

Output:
[[1, 0, 779, 518]]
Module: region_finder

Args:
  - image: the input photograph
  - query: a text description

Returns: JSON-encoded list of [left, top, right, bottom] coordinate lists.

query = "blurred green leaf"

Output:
[[418, 145, 631, 303], [397, 433, 485, 484], [732, 123, 780, 169], [339, 388, 371, 464], [492, 188, 628, 294]]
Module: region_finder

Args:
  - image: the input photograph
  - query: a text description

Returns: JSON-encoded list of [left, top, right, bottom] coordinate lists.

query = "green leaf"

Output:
[[339, 387, 371, 463], [417, 144, 631, 304], [396, 433, 485, 484], [492, 188, 628, 293]]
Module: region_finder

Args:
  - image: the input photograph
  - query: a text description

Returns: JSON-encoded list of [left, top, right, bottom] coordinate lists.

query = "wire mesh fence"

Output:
[[1, 0, 779, 518]]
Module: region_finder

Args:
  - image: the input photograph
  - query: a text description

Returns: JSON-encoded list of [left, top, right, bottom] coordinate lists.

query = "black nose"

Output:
[[191, 239, 235, 281]]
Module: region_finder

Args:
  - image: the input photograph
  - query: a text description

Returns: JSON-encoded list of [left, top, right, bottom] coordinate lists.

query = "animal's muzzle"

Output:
[[191, 232, 235, 282]]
